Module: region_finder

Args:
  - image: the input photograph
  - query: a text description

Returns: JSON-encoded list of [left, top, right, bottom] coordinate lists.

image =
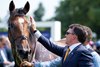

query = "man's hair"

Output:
[[0, 36, 6, 42], [69, 24, 86, 43], [83, 26, 92, 42]]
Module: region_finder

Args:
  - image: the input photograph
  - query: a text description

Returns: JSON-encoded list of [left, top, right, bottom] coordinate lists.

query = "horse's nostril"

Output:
[[24, 37, 27, 40], [17, 49, 29, 59], [18, 50, 28, 56], [21, 36, 27, 40], [18, 50, 23, 53]]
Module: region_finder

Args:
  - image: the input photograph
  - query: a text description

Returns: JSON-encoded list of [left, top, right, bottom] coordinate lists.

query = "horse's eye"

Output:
[[11, 24, 14, 28], [9, 23, 16, 29]]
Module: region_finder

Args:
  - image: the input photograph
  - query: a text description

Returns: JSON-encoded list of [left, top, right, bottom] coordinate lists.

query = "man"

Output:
[[83, 26, 100, 67], [20, 17, 94, 67], [0, 36, 14, 67]]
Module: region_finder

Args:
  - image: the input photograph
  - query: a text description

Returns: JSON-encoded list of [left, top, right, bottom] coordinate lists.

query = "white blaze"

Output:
[[18, 18, 24, 24]]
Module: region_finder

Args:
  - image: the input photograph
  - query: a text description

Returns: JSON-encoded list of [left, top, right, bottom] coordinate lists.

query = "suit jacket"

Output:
[[38, 35, 94, 67], [91, 51, 100, 67], [86, 45, 100, 67], [0, 47, 14, 67]]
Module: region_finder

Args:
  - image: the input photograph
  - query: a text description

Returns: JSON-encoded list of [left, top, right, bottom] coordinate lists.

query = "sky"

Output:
[[0, 0, 60, 20]]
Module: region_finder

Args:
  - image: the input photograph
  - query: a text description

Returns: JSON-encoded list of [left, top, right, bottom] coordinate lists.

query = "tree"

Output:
[[54, 0, 100, 38], [33, 2, 45, 21]]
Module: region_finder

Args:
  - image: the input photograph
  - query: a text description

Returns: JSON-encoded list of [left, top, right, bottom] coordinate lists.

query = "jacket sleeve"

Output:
[[38, 35, 64, 57], [34, 57, 62, 67]]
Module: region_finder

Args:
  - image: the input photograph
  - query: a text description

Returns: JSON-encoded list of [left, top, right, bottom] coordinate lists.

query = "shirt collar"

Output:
[[86, 44, 92, 49], [69, 43, 81, 52]]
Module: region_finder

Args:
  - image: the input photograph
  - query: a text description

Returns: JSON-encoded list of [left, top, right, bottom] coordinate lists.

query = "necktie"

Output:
[[64, 48, 70, 61]]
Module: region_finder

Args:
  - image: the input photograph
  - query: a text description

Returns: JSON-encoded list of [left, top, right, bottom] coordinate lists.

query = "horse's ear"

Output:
[[9, 1, 15, 12], [23, 1, 30, 14]]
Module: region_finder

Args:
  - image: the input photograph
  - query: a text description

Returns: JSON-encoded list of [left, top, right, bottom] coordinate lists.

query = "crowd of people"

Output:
[[0, 35, 15, 67], [0, 17, 100, 67]]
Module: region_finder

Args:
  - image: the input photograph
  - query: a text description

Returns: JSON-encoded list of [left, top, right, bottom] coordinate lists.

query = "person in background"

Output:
[[1, 35, 11, 49], [20, 17, 94, 67], [0, 36, 14, 67], [83, 26, 100, 67], [95, 40, 100, 55]]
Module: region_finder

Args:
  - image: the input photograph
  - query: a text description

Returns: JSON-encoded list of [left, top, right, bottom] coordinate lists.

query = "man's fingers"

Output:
[[30, 16, 35, 24], [29, 16, 37, 31], [30, 16, 32, 23], [20, 61, 28, 67]]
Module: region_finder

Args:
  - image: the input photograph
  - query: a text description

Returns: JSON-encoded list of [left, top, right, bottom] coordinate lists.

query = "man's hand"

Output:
[[20, 61, 33, 67], [30, 16, 37, 32], [4, 61, 12, 65]]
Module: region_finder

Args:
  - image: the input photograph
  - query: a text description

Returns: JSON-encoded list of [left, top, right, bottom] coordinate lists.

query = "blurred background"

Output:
[[0, 0, 100, 54]]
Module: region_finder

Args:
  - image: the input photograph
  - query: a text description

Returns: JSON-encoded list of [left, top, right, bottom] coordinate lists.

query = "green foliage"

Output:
[[0, 28, 7, 32], [54, 0, 100, 38], [33, 2, 45, 21]]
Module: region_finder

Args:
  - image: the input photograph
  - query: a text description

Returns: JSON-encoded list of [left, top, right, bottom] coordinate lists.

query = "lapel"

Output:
[[64, 44, 82, 64]]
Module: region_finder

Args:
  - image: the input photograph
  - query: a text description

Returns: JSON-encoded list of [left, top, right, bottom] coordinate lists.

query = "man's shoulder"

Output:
[[76, 44, 92, 54], [76, 44, 86, 50], [70, 44, 88, 55]]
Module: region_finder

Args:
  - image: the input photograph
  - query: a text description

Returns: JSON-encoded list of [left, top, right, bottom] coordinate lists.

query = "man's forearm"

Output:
[[34, 57, 62, 67]]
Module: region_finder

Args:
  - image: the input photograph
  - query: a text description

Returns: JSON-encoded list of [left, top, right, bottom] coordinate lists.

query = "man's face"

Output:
[[0, 41, 4, 48], [0, 42, 2, 48], [65, 28, 76, 46], [2, 39, 6, 46]]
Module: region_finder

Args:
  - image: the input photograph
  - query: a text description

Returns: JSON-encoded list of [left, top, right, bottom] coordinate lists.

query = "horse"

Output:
[[8, 1, 37, 66]]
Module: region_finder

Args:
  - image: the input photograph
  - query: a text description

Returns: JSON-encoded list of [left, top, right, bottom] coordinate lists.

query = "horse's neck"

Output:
[[28, 34, 37, 61], [29, 34, 37, 45]]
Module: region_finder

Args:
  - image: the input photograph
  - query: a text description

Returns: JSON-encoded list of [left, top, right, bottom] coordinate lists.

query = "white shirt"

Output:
[[69, 43, 81, 53], [34, 30, 42, 39]]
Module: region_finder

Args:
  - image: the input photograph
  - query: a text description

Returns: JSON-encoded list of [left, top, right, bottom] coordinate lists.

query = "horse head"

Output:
[[8, 1, 36, 66]]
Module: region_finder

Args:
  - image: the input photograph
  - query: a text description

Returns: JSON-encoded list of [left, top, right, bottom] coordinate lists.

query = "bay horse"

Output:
[[8, 1, 59, 67], [8, 1, 36, 66]]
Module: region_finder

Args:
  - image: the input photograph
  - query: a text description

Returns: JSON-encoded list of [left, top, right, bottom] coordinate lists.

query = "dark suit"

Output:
[[38, 35, 94, 67], [0, 47, 14, 67]]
